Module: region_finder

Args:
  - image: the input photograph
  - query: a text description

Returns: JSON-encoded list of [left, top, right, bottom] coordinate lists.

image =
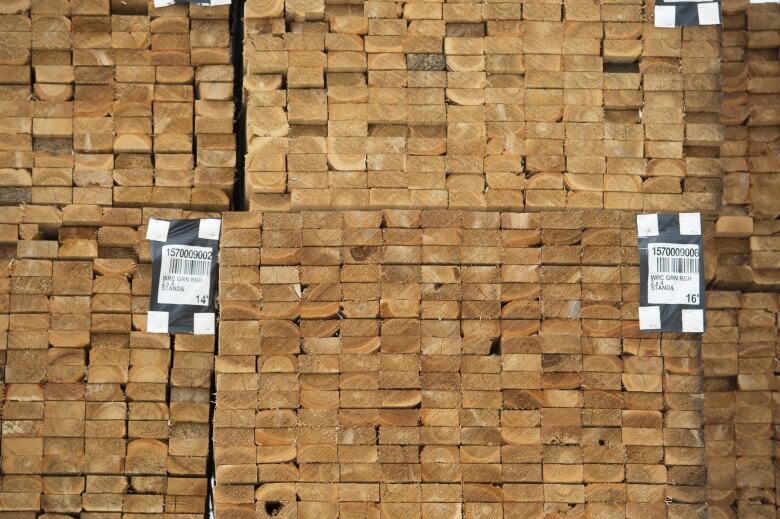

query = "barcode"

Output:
[[656, 257, 698, 274], [168, 258, 210, 276]]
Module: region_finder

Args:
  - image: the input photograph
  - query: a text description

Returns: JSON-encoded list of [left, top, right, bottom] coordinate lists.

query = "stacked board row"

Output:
[[242, 0, 723, 212], [713, 1, 780, 290], [214, 210, 706, 518], [0, 0, 235, 211], [0, 204, 215, 517], [703, 291, 779, 519]]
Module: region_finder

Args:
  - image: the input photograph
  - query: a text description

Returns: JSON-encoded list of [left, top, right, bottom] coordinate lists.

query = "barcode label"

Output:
[[158, 245, 212, 306], [647, 243, 700, 305], [168, 257, 210, 276], [636, 213, 705, 332], [656, 257, 699, 274]]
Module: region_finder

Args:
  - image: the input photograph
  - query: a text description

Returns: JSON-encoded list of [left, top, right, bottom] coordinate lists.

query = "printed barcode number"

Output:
[[656, 257, 698, 274], [168, 258, 210, 276]]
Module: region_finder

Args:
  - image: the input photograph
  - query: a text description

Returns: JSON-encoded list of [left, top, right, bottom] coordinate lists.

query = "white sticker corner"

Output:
[[198, 218, 222, 241], [682, 309, 705, 333], [697, 2, 721, 25], [639, 306, 662, 330], [146, 219, 170, 242], [637, 213, 659, 237], [147, 311, 169, 334], [194, 313, 216, 335], [679, 213, 702, 235], [654, 5, 677, 28]]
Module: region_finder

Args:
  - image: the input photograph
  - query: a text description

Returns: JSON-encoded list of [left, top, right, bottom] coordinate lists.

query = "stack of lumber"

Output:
[[0, 0, 235, 212], [214, 209, 706, 518], [0, 0, 34, 207], [242, 0, 724, 213], [703, 291, 778, 519], [714, 1, 780, 289], [0, 203, 214, 517], [0, 216, 9, 513]]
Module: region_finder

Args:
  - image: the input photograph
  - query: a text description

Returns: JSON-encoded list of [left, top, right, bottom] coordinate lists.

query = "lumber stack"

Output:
[[242, 0, 724, 213], [0, 217, 8, 514], [703, 291, 779, 519], [714, 1, 780, 289], [187, 2, 236, 210], [0, 0, 235, 212], [214, 209, 707, 518], [0, 0, 34, 207], [0, 204, 214, 517]]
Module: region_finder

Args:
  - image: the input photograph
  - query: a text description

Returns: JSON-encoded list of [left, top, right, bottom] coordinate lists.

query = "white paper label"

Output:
[[147, 311, 169, 333], [647, 243, 701, 305], [681, 309, 705, 333], [198, 218, 221, 240], [639, 306, 662, 330], [654, 5, 677, 27], [158, 245, 213, 306], [146, 218, 170, 242], [697, 2, 720, 24], [678, 213, 701, 235], [194, 313, 216, 335], [637, 214, 659, 237]]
